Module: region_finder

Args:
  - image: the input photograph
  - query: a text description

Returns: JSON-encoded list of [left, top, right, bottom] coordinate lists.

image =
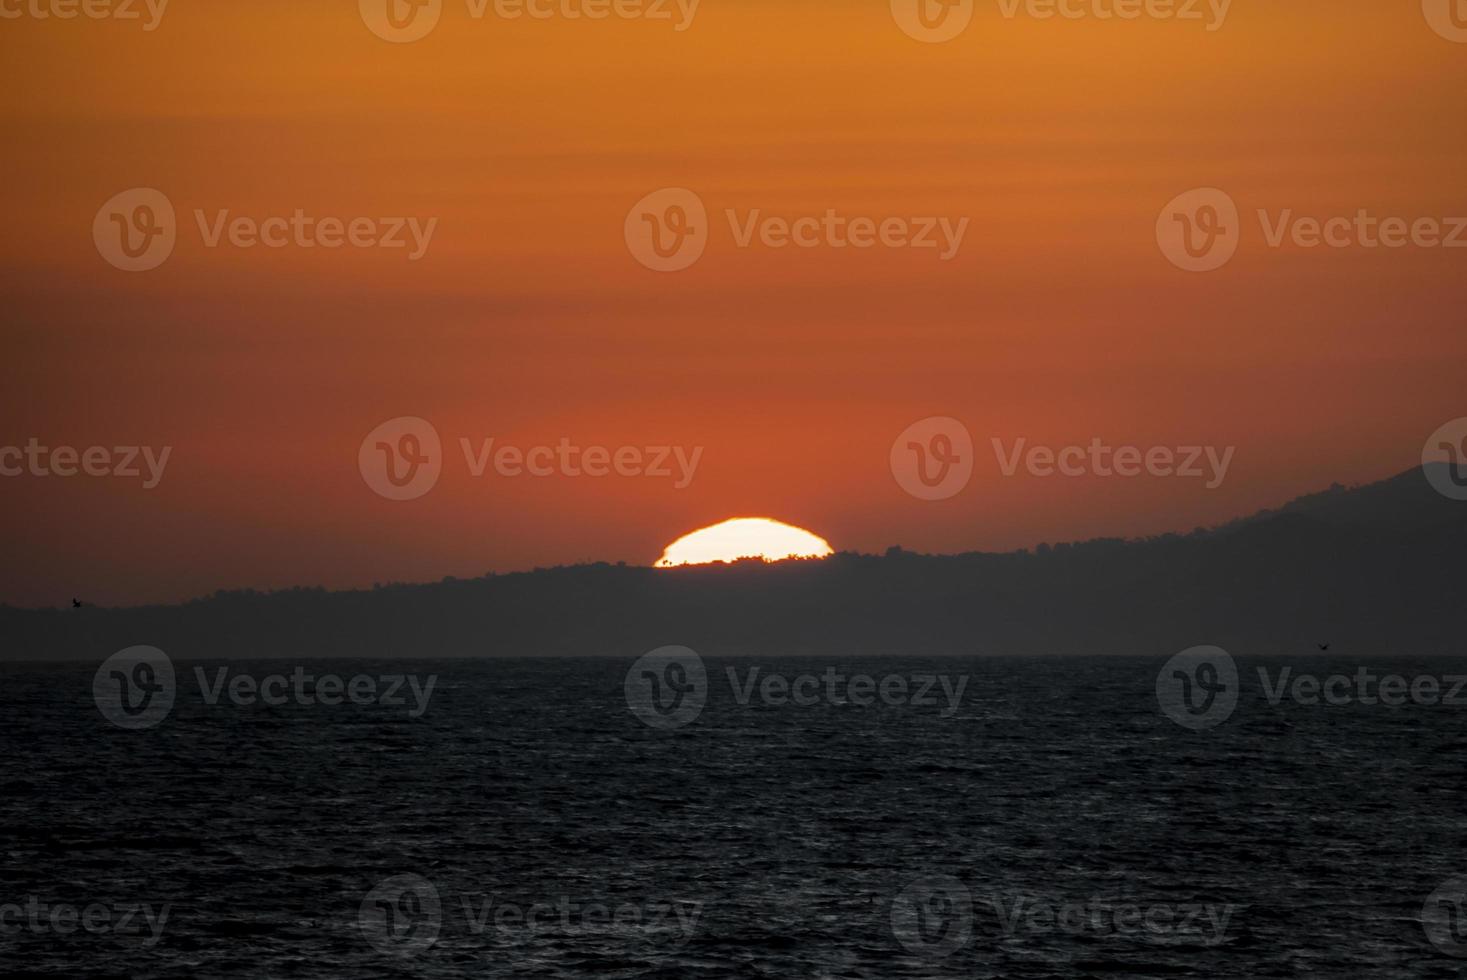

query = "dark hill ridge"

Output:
[[3, 466, 1463, 661], [1218, 464, 1459, 533]]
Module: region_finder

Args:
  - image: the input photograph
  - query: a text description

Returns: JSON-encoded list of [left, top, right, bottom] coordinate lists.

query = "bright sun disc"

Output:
[[655, 518, 833, 567]]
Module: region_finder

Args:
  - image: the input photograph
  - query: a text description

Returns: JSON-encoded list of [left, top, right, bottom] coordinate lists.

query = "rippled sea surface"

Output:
[[4, 655, 1467, 978]]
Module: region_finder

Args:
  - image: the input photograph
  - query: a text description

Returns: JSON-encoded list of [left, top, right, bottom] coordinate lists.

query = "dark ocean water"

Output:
[[3, 654, 1467, 978]]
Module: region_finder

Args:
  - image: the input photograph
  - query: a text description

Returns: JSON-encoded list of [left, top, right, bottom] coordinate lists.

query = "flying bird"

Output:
[[1316, 643, 1329, 652]]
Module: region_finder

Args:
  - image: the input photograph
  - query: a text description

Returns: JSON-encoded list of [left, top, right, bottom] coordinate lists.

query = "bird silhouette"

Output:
[[71, 598, 82, 608], [1316, 642, 1329, 652]]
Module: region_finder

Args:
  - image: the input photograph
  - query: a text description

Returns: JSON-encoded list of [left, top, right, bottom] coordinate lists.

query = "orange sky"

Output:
[[2, 0, 1464, 606]]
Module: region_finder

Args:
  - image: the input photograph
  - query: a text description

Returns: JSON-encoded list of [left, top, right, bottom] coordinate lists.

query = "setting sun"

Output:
[[655, 518, 834, 568]]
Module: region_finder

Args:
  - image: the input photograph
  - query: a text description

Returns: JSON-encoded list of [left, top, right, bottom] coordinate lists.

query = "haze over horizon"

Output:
[[12, 461, 1452, 612]]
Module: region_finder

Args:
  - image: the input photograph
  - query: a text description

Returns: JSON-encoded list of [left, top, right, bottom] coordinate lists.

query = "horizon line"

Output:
[[6, 464, 1434, 614]]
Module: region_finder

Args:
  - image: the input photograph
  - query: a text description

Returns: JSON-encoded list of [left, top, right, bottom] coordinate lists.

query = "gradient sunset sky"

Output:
[[2, 0, 1464, 606]]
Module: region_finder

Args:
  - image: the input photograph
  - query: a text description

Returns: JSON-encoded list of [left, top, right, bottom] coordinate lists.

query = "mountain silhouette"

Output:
[[3, 466, 1462, 661]]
